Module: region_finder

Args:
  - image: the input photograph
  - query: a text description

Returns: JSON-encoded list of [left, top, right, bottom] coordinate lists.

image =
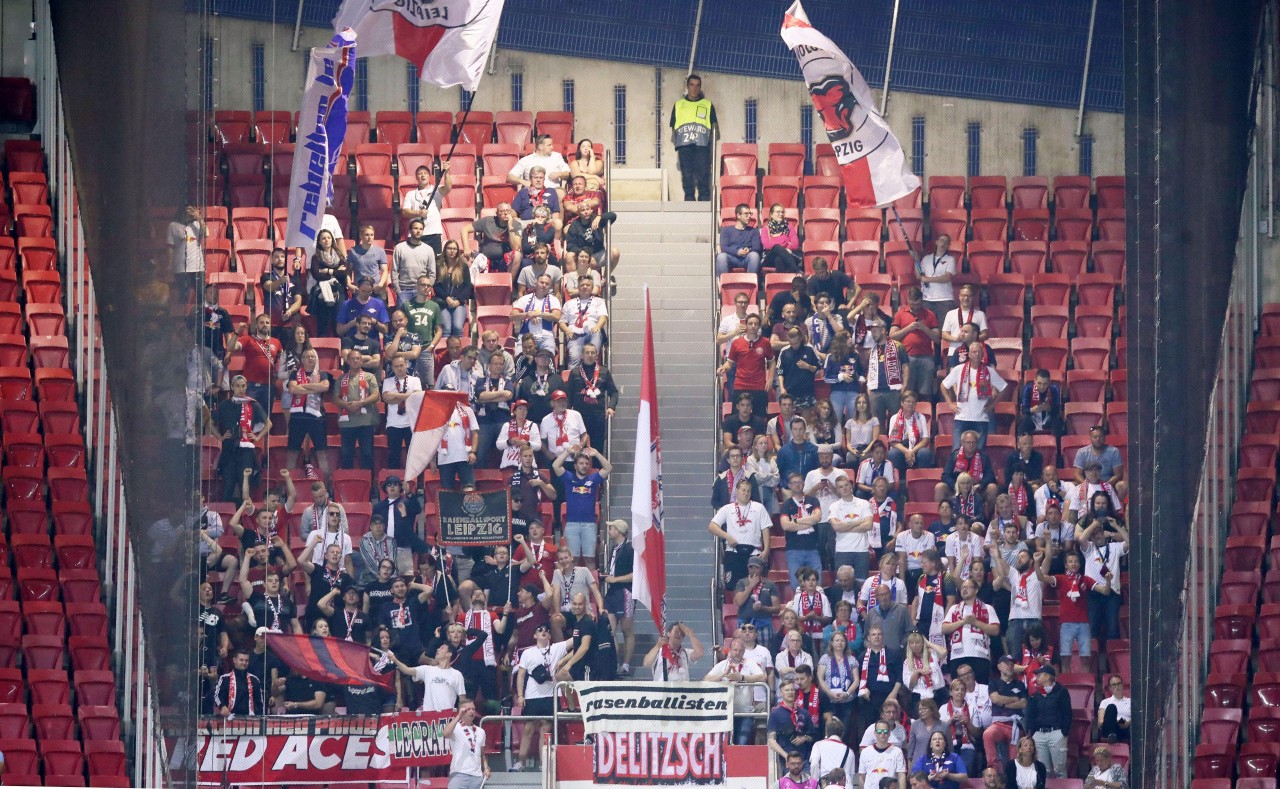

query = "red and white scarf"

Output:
[[218, 670, 259, 716], [798, 592, 825, 635], [947, 601, 992, 648], [660, 643, 684, 679], [889, 410, 924, 445], [1078, 480, 1116, 509], [1022, 646, 1055, 694], [956, 355, 992, 402], [339, 372, 370, 420], [1014, 567, 1035, 608], [916, 574, 947, 645], [553, 412, 570, 447], [460, 608, 497, 666], [858, 648, 890, 693], [954, 491, 980, 519], [1011, 483, 1030, 516], [910, 651, 933, 689], [291, 367, 323, 417], [866, 341, 903, 391], [801, 683, 821, 722], [235, 399, 256, 448], [952, 449, 985, 481], [946, 700, 972, 745]]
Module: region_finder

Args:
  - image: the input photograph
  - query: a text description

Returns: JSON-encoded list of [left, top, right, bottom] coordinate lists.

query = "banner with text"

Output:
[[556, 744, 772, 789], [195, 712, 452, 785], [575, 682, 733, 736], [437, 488, 511, 546]]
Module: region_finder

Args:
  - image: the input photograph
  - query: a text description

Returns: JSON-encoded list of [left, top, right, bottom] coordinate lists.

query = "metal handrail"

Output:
[[598, 147, 615, 542], [479, 713, 556, 773], [709, 127, 725, 644]]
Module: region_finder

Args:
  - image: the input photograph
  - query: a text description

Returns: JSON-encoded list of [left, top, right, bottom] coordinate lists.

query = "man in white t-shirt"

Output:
[[382, 356, 423, 471], [735, 625, 775, 711], [718, 293, 752, 356], [827, 476, 874, 584], [507, 135, 571, 190], [808, 718, 856, 789], [914, 233, 957, 327], [941, 578, 1000, 684], [858, 725, 907, 787], [709, 478, 772, 587], [941, 283, 988, 354], [1077, 517, 1129, 652], [990, 540, 1053, 653], [169, 205, 205, 301], [804, 446, 845, 569], [559, 278, 608, 367], [510, 274, 562, 354], [941, 341, 1007, 449], [645, 622, 705, 682], [513, 623, 570, 770], [944, 517, 984, 581], [1035, 465, 1077, 519], [705, 636, 768, 744], [443, 700, 489, 784], [894, 513, 936, 588], [391, 642, 467, 712], [400, 160, 452, 254]]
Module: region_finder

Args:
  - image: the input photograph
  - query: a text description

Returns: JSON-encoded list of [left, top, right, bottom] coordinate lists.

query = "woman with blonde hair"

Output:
[[902, 630, 949, 714], [746, 433, 781, 514]]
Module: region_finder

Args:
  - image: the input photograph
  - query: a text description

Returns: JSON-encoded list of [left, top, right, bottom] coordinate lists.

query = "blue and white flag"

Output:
[[285, 29, 357, 257]]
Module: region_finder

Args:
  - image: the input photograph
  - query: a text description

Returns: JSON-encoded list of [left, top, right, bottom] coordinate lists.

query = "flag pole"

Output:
[[889, 204, 922, 278], [423, 88, 479, 218]]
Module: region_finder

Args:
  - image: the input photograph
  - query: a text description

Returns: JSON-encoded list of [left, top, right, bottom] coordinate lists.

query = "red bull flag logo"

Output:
[[782, 0, 921, 208], [334, 0, 505, 92]]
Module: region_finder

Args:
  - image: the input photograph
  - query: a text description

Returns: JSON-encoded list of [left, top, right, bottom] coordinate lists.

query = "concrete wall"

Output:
[[193, 16, 1123, 188]]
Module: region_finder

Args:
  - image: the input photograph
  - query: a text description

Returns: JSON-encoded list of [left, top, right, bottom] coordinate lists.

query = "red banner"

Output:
[[195, 712, 455, 785]]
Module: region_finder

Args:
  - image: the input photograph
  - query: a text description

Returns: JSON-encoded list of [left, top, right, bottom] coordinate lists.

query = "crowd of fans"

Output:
[[710, 202, 1130, 788], [188, 132, 635, 775]]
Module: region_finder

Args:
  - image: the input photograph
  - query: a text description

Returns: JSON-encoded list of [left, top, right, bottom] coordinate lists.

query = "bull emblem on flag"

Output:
[[809, 74, 859, 141]]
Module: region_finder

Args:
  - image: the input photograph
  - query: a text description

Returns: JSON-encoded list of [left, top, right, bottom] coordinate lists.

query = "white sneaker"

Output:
[[511, 761, 524, 772]]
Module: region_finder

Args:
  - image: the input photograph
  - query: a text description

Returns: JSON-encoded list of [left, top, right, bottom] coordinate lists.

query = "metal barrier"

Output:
[[479, 713, 556, 773]]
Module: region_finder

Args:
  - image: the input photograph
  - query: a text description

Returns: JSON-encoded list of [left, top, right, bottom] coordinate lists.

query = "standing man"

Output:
[[170, 205, 205, 304], [402, 276, 443, 387], [890, 288, 941, 399], [382, 356, 423, 471], [400, 160, 452, 254], [941, 343, 1007, 449], [720, 313, 775, 417], [670, 73, 717, 202], [233, 314, 283, 415], [913, 234, 957, 328], [566, 343, 618, 452], [391, 218, 437, 306]]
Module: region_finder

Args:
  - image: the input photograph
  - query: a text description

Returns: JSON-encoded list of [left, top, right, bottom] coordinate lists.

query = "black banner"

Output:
[[437, 489, 511, 546]]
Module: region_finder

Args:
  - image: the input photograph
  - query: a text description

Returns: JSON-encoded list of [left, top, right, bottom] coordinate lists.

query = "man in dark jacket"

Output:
[[1025, 664, 1072, 778], [565, 342, 618, 452], [716, 203, 762, 275], [565, 203, 619, 269]]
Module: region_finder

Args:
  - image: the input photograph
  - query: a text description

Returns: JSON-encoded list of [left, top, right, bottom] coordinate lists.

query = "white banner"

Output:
[[285, 31, 356, 257], [574, 682, 733, 736]]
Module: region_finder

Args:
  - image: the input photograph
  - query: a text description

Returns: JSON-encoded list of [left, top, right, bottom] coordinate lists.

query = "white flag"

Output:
[[781, 0, 920, 208], [630, 287, 666, 632]]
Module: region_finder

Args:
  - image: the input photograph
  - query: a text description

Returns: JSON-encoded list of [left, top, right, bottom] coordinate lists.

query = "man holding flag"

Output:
[[781, 1, 920, 209]]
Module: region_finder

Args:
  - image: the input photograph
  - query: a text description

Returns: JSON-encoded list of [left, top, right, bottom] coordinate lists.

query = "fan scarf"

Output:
[[460, 608, 497, 666], [946, 700, 973, 746], [291, 367, 324, 417], [502, 419, 535, 467], [394, 375, 408, 415], [1077, 480, 1116, 510], [947, 601, 992, 649], [858, 648, 891, 693], [215, 669, 260, 715], [910, 651, 933, 690], [659, 644, 685, 680], [798, 591, 826, 636], [954, 491, 980, 519], [235, 398, 256, 448], [956, 356, 992, 402], [952, 449, 985, 481], [1011, 483, 1030, 515], [866, 341, 903, 390], [553, 412, 570, 447], [1022, 646, 1055, 695], [917, 574, 947, 645], [1014, 567, 1035, 609], [889, 410, 924, 445], [875, 497, 897, 546], [802, 683, 821, 722], [862, 572, 897, 612], [339, 372, 370, 420]]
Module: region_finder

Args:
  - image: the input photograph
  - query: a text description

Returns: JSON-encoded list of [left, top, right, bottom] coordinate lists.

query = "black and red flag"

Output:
[[265, 633, 395, 690]]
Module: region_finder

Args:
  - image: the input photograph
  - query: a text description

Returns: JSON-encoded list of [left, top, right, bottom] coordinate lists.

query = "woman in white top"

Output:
[[901, 630, 948, 712], [443, 700, 489, 788], [745, 434, 781, 514], [843, 392, 881, 469]]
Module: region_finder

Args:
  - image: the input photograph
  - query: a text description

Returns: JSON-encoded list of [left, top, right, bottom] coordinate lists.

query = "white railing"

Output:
[[33, 1, 168, 785]]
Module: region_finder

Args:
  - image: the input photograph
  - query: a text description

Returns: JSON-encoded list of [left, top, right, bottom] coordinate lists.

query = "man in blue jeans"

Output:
[[552, 446, 612, 570], [716, 204, 763, 275], [780, 472, 823, 586]]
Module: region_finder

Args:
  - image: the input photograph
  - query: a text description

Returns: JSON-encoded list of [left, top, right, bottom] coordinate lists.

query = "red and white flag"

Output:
[[333, 0, 505, 91], [630, 287, 667, 632], [403, 390, 473, 481], [781, 0, 920, 208]]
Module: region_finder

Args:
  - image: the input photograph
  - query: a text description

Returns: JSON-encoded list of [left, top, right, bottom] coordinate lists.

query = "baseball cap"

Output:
[[535, 347, 554, 359], [551, 391, 568, 401], [1035, 664, 1057, 676], [747, 555, 766, 568], [997, 654, 1016, 665], [512, 399, 529, 408], [255, 627, 270, 637], [382, 474, 402, 488]]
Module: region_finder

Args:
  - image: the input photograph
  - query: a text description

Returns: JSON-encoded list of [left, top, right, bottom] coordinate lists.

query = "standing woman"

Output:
[[824, 330, 862, 427], [276, 323, 312, 433], [906, 698, 948, 767], [902, 631, 948, 715], [816, 631, 858, 729], [433, 240, 474, 339], [746, 434, 781, 514], [843, 392, 881, 470], [309, 229, 348, 337], [761, 203, 802, 274]]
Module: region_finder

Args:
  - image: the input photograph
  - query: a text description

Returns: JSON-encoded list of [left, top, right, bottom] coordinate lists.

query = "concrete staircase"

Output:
[[605, 200, 719, 675]]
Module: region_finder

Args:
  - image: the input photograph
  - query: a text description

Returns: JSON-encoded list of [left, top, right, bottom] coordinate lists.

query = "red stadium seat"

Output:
[[0, 738, 38, 775], [1248, 402, 1280, 434], [1205, 673, 1247, 708], [1214, 604, 1258, 639], [1010, 176, 1048, 209], [69, 636, 111, 672], [3, 432, 43, 469], [59, 569, 101, 604], [66, 603, 108, 640], [1253, 672, 1280, 707], [930, 208, 968, 242], [1011, 208, 1049, 241], [969, 176, 1006, 209], [1030, 306, 1070, 339], [331, 469, 372, 503], [762, 176, 800, 209], [40, 401, 81, 436], [52, 503, 93, 539], [1006, 240, 1048, 277], [415, 111, 453, 148], [455, 110, 494, 145], [230, 207, 271, 244], [767, 143, 807, 176], [1234, 780, 1277, 789], [33, 703, 75, 740], [1076, 273, 1118, 308], [985, 305, 1024, 338], [0, 703, 28, 738], [24, 302, 65, 337], [1092, 240, 1125, 279], [844, 207, 883, 241], [1247, 708, 1280, 744], [9, 172, 48, 205], [1053, 175, 1092, 209], [841, 241, 880, 277], [984, 274, 1027, 308], [719, 273, 758, 306], [1097, 209, 1125, 241], [886, 208, 923, 244], [214, 110, 252, 144], [78, 705, 120, 741], [927, 176, 966, 209], [802, 176, 841, 209], [1063, 403, 1104, 436], [253, 110, 292, 144], [802, 208, 840, 244], [814, 144, 838, 177], [41, 738, 84, 779], [74, 670, 116, 708], [85, 741, 127, 778], [1073, 305, 1114, 339], [534, 111, 574, 147], [1031, 273, 1072, 307], [1065, 370, 1108, 403], [1095, 176, 1125, 209], [719, 175, 758, 209], [22, 270, 62, 305], [22, 634, 65, 669], [856, 274, 894, 306], [1054, 208, 1094, 241], [23, 601, 65, 637], [986, 338, 1022, 372], [720, 143, 758, 176], [1227, 536, 1268, 572], [1030, 338, 1069, 372], [1238, 743, 1280, 778], [1070, 338, 1111, 370], [883, 241, 917, 283], [13, 203, 51, 237], [341, 111, 371, 153], [26, 669, 68, 705], [16, 237, 54, 274], [966, 241, 1006, 281]]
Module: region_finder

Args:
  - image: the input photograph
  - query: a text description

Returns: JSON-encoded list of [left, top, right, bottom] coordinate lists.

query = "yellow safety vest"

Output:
[[672, 96, 713, 148]]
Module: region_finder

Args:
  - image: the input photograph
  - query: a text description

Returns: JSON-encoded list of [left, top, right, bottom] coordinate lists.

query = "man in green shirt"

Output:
[[401, 274, 443, 387], [669, 74, 718, 201]]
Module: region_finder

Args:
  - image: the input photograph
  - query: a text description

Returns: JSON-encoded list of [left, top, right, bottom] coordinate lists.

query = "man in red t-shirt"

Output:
[[1048, 549, 1095, 675], [234, 313, 284, 414], [891, 287, 940, 398], [719, 313, 775, 416]]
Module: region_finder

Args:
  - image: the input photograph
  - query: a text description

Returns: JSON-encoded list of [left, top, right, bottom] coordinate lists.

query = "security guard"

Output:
[[669, 73, 718, 201]]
